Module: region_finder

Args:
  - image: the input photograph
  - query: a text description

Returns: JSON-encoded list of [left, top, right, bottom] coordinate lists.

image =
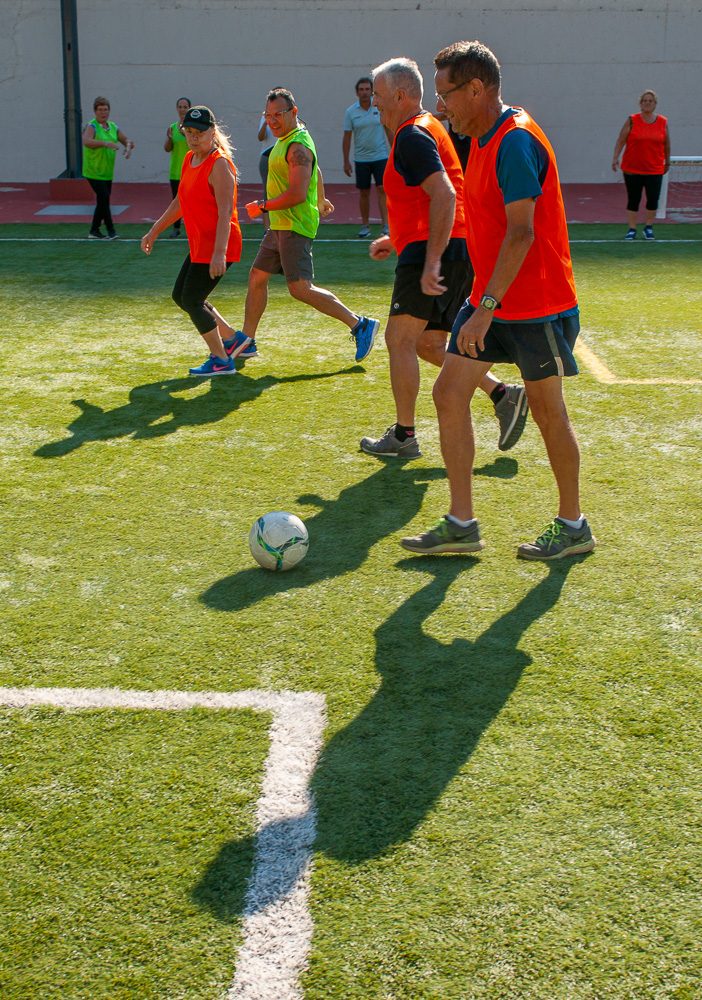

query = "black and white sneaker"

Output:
[[495, 385, 529, 451]]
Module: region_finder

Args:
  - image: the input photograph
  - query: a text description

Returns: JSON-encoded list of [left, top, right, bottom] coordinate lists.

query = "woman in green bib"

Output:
[[82, 96, 135, 240], [164, 97, 191, 238]]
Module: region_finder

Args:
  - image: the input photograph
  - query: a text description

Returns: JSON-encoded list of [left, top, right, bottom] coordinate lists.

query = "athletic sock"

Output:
[[394, 424, 415, 442], [446, 514, 477, 529], [557, 514, 584, 530], [490, 383, 506, 405]]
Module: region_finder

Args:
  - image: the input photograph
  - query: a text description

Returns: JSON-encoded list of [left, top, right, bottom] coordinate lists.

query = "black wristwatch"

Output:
[[257, 199, 267, 211], [479, 293, 501, 312]]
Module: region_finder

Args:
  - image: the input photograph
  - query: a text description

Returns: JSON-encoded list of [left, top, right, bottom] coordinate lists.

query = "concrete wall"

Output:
[[1, 1, 700, 186]]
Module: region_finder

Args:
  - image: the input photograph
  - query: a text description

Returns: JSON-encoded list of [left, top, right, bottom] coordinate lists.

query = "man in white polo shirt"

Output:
[[343, 77, 390, 237]]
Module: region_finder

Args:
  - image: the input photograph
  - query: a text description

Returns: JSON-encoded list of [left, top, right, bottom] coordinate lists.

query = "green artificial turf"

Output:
[[1, 223, 700, 998]]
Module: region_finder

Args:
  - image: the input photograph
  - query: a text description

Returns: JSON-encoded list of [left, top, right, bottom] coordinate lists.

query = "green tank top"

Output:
[[82, 119, 119, 181], [168, 122, 188, 180], [266, 126, 319, 238]]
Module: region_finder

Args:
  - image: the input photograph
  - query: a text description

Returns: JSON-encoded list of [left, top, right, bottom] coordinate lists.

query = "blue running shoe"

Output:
[[223, 331, 253, 359], [351, 316, 379, 362], [188, 355, 236, 376], [239, 339, 258, 358]]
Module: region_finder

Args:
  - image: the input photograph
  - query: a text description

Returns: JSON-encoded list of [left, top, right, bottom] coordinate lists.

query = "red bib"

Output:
[[383, 112, 466, 256], [178, 149, 242, 263]]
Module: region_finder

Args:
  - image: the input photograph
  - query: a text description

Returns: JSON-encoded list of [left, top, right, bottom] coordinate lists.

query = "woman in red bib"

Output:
[[612, 90, 670, 241], [141, 106, 243, 375]]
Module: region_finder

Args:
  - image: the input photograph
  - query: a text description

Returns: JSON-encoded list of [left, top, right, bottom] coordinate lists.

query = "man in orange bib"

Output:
[[402, 40, 595, 561], [360, 57, 528, 461]]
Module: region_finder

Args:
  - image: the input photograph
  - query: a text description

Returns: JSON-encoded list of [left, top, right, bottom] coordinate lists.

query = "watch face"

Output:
[[482, 296, 497, 310]]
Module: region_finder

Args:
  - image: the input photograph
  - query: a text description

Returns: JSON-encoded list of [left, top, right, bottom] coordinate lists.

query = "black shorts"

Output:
[[390, 259, 473, 331], [623, 172, 663, 212], [447, 302, 580, 381], [355, 159, 387, 190]]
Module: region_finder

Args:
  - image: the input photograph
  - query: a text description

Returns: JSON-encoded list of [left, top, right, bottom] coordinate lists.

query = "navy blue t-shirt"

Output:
[[474, 109, 578, 324], [393, 121, 468, 266]]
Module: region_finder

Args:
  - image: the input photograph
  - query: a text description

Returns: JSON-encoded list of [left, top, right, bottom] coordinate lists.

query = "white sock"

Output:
[[558, 514, 584, 530], [446, 514, 477, 529]]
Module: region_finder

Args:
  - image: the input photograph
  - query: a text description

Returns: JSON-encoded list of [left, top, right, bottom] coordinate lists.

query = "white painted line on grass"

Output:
[[0, 685, 327, 1000], [576, 339, 702, 386], [1, 237, 701, 245]]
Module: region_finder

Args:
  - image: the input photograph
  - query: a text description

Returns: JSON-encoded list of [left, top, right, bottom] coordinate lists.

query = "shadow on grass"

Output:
[[201, 459, 516, 614], [201, 463, 447, 612], [192, 556, 586, 921], [34, 365, 364, 457], [313, 557, 581, 862]]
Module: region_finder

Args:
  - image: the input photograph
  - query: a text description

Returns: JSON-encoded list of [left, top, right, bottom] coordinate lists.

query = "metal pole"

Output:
[[60, 0, 82, 177]]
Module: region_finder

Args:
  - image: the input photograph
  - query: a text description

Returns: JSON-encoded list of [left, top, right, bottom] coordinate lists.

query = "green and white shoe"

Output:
[[517, 518, 595, 560], [401, 516, 484, 554]]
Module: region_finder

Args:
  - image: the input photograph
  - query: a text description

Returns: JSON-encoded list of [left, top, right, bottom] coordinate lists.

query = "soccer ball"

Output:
[[248, 511, 309, 572]]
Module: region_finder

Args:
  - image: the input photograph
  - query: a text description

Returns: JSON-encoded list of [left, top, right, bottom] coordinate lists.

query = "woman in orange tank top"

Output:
[[612, 90, 671, 241], [141, 106, 243, 376]]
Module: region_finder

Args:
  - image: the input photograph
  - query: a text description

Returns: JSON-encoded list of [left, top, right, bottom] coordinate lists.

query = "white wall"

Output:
[[1, 0, 699, 185]]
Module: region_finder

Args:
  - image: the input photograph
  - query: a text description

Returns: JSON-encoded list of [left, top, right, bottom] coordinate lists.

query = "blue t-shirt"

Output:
[[476, 109, 576, 324], [393, 122, 468, 266], [343, 101, 388, 162]]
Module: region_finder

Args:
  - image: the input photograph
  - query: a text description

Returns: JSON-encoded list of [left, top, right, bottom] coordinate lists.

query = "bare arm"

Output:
[[317, 166, 334, 217], [245, 142, 314, 219], [456, 197, 536, 357], [82, 124, 119, 151], [612, 118, 632, 171], [664, 123, 671, 173], [342, 131, 353, 176], [209, 157, 236, 277], [164, 125, 174, 153], [140, 196, 183, 254], [116, 128, 135, 158], [419, 170, 456, 296]]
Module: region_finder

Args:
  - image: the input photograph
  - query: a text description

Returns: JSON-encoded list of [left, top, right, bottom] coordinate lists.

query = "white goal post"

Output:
[[656, 156, 702, 219]]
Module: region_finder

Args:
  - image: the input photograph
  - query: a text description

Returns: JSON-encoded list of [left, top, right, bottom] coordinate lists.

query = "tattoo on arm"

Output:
[[289, 146, 313, 168]]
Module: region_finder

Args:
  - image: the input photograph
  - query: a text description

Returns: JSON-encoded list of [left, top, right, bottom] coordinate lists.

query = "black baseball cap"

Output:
[[182, 106, 215, 131]]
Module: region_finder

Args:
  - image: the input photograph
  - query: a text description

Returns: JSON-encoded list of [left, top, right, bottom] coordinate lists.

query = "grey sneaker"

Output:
[[495, 384, 529, 451], [358, 226, 371, 238], [360, 426, 421, 459], [517, 518, 596, 561], [401, 516, 484, 554]]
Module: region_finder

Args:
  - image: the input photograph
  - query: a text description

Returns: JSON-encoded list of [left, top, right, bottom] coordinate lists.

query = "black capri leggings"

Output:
[[87, 178, 113, 233], [172, 255, 232, 335], [623, 172, 663, 212]]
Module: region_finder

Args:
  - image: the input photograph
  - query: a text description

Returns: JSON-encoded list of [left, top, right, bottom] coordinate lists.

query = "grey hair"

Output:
[[372, 57, 423, 101]]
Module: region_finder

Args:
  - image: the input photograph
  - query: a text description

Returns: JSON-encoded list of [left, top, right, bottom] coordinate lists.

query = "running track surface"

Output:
[[0, 180, 646, 226]]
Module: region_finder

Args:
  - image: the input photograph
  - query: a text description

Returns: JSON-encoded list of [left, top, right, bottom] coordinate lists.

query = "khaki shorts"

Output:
[[252, 229, 314, 282]]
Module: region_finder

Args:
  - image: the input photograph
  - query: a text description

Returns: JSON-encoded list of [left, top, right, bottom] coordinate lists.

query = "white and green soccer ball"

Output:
[[248, 511, 309, 571]]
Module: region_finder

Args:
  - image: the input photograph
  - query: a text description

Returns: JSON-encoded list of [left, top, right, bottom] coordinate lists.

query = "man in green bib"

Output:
[[224, 88, 378, 363]]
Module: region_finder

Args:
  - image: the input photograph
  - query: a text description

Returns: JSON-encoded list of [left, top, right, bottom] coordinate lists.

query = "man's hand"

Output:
[[319, 198, 335, 218], [456, 308, 493, 358], [369, 235, 393, 260], [420, 260, 447, 297], [246, 200, 264, 220], [343, 161, 353, 177]]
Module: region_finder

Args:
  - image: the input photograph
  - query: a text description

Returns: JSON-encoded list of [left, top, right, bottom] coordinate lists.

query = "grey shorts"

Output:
[[252, 229, 314, 282]]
